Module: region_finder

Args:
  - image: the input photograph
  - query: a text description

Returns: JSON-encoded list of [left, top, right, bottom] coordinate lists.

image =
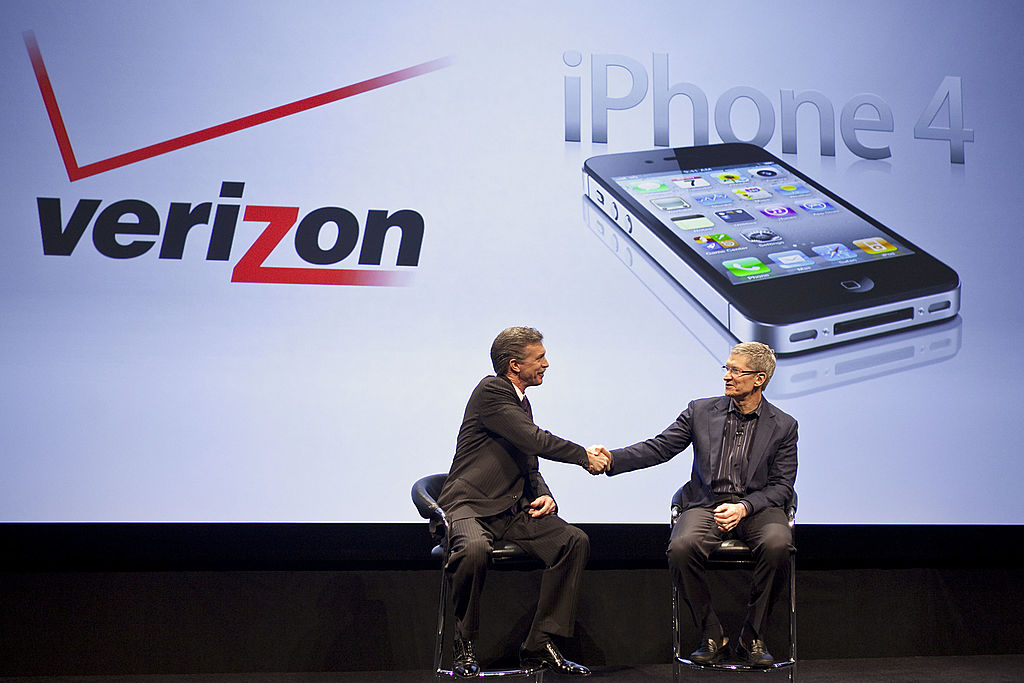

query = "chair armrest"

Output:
[[432, 504, 450, 533], [422, 500, 450, 542], [669, 485, 686, 527], [410, 473, 451, 540]]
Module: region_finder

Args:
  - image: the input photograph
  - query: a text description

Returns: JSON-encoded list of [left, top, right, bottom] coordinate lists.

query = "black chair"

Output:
[[670, 489, 797, 681], [411, 473, 544, 680]]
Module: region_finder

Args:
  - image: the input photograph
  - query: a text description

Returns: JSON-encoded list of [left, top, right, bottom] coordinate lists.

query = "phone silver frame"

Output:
[[583, 170, 960, 354]]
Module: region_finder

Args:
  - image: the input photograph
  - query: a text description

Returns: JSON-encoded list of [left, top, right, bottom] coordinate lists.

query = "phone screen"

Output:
[[610, 161, 915, 285]]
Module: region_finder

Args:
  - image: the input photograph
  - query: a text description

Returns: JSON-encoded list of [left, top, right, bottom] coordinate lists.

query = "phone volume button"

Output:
[[624, 213, 633, 233], [611, 202, 619, 220]]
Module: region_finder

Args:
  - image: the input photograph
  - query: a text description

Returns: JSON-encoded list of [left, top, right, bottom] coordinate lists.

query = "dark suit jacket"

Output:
[[608, 396, 797, 515], [438, 375, 589, 523]]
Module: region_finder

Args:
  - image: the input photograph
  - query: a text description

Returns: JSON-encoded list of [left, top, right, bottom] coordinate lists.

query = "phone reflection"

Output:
[[582, 195, 962, 398]]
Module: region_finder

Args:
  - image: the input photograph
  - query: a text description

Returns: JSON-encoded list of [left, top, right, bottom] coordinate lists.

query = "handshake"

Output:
[[585, 445, 613, 475]]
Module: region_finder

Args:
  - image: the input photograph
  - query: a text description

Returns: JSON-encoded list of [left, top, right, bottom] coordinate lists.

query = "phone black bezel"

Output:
[[583, 143, 959, 326]]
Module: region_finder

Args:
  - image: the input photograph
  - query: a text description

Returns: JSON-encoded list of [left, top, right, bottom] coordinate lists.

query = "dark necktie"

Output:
[[521, 394, 533, 419]]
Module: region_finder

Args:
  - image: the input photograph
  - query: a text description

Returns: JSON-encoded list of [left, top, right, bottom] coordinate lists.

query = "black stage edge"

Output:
[[3, 522, 1023, 570], [3, 523, 1023, 677]]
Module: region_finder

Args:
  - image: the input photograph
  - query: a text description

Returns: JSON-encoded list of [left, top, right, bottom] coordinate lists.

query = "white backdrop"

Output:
[[2, 1, 1021, 523]]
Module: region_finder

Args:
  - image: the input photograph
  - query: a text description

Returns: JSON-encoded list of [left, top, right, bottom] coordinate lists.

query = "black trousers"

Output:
[[669, 505, 793, 642], [445, 509, 589, 648]]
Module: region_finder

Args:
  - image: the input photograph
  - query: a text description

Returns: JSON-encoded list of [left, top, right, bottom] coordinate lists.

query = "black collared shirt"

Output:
[[711, 399, 762, 500]]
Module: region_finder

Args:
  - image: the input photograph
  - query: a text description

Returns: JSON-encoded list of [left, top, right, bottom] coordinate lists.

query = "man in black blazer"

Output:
[[594, 342, 797, 667], [437, 327, 608, 677]]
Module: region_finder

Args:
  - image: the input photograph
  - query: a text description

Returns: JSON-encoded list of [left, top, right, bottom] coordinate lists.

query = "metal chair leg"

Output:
[[434, 567, 448, 678], [433, 561, 544, 680], [672, 551, 798, 680], [672, 583, 682, 682], [788, 550, 797, 680]]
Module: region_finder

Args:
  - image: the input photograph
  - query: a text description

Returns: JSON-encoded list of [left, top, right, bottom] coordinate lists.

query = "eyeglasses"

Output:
[[722, 365, 762, 376]]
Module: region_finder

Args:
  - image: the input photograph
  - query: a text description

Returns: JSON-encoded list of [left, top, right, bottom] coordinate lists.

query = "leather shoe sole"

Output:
[[689, 636, 729, 665], [520, 642, 591, 676]]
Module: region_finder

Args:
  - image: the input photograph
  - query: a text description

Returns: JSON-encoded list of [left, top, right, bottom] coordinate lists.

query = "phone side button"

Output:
[[840, 277, 874, 292], [611, 202, 619, 220], [624, 213, 633, 233]]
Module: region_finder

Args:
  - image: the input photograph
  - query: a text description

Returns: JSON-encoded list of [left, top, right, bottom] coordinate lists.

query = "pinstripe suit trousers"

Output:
[[446, 509, 589, 647]]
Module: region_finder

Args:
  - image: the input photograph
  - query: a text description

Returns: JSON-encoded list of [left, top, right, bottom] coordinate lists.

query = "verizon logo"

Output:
[[25, 31, 448, 285], [38, 182, 423, 286]]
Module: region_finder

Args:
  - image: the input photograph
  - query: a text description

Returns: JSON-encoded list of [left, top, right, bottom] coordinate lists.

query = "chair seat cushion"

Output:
[[431, 540, 542, 567], [708, 538, 754, 563]]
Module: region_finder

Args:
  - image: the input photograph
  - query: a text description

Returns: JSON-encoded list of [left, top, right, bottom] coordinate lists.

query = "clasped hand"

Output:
[[713, 502, 747, 531], [585, 445, 613, 475]]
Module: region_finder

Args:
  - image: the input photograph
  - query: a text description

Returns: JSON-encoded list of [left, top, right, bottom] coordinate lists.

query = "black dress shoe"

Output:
[[689, 634, 729, 665], [735, 638, 774, 667], [453, 636, 479, 677], [520, 641, 591, 676]]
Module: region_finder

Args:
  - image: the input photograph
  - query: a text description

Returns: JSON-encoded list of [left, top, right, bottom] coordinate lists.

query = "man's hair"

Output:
[[731, 341, 777, 391], [491, 327, 544, 376]]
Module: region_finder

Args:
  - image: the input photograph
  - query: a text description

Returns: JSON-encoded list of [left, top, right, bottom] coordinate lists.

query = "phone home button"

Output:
[[840, 276, 874, 292]]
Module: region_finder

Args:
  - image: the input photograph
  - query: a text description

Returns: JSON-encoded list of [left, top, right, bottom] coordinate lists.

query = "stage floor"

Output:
[[2, 655, 1022, 682]]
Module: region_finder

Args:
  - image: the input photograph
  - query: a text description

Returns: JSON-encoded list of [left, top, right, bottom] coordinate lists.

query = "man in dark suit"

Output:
[[592, 342, 796, 667], [437, 326, 608, 678]]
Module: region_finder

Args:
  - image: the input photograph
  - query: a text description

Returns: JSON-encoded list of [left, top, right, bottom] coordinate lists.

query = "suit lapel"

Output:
[[497, 375, 532, 419], [747, 399, 777, 476], [705, 397, 730, 469]]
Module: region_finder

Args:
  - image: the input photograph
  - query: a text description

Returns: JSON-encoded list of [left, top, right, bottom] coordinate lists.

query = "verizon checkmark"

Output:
[[24, 30, 452, 182]]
